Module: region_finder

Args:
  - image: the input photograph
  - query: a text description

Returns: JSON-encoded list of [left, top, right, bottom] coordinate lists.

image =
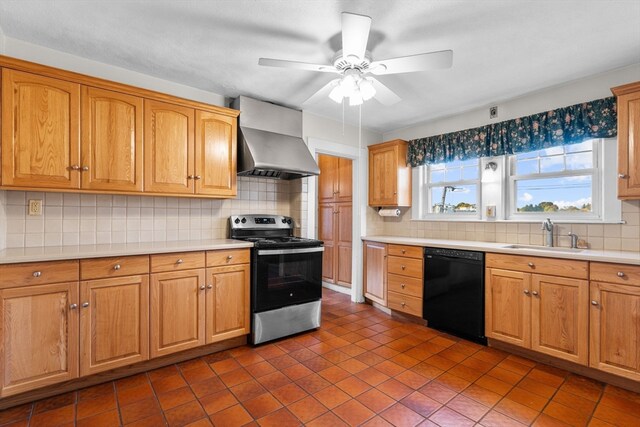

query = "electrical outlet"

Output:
[[489, 106, 498, 119], [28, 199, 42, 216]]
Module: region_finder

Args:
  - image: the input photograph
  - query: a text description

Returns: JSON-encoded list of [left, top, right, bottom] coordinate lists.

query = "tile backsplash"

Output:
[[0, 177, 294, 249]]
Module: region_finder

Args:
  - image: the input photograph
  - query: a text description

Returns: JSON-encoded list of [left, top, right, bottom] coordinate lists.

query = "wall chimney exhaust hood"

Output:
[[231, 96, 320, 180]]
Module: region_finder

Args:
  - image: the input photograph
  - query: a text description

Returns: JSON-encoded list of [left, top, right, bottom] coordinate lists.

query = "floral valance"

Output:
[[407, 96, 617, 167]]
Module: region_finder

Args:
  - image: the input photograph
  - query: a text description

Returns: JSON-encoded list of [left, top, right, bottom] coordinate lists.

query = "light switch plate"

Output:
[[28, 199, 42, 216]]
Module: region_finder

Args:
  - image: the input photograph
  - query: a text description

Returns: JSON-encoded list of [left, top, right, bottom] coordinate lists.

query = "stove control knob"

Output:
[[241, 217, 247, 224], [281, 218, 287, 223], [234, 218, 240, 224], [287, 219, 292, 224]]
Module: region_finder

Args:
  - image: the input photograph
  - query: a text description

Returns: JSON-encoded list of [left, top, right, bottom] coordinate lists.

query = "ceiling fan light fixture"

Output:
[[349, 91, 363, 106], [329, 84, 344, 103], [359, 78, 376, 101]]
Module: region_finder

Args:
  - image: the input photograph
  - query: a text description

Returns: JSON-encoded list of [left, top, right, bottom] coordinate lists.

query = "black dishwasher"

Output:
[[423, 247, 486, 345]]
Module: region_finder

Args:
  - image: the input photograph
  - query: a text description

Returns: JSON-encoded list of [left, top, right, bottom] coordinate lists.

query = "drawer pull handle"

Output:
[[176, 259, 184, 264], [69, 303, 78, 310], [591, 300, 599, 306], [227, 255, 233, 260], [527, 262, 534, 268], [401, 265, 406, 270], [113, 264, 121, 270], [401, 284, 406, 289], [401, 249, 406, 254], [617, 271, 625, 277], [524, 289, 530, 295], [32, 271, 42, 278], [401, 302, 406, 307], [82, 302, 89, 308], [207, 284, 213, 289], [532, 291, 539, 296]]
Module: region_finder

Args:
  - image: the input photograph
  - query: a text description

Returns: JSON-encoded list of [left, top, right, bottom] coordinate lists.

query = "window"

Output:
[[508, 140, 599, 219], [425, 159, 480, 216]]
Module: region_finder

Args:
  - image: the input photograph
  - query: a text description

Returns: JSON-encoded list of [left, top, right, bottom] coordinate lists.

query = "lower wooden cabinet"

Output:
[[590, 281, 640, 381], [363, 241, 387, 306], [150, 269, 206, 358], [0, 282, 79, 397], [205, 264, 250, 343], [80, 275, 149, 376], [485, 268, 531, 348]]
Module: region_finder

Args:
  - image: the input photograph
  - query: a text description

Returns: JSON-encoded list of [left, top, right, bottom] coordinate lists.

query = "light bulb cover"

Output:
[[349, 92, 363, 106], [329, 85, 344, 103], [359, 79, 376, 101]]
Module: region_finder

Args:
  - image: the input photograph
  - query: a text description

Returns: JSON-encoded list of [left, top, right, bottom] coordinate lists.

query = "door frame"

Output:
[[306, 137, 366, 303]]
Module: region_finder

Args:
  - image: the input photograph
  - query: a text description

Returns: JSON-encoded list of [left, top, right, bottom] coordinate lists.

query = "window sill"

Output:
[[411, 217, 625, 224]]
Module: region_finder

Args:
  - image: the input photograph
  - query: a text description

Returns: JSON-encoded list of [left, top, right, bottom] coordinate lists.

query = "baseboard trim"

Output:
[[322, 282, 350, 295]]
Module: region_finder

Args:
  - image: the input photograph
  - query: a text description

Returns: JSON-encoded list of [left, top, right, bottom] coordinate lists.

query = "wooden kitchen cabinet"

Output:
[[363, 241, 387, 306], [0, 282, 79, 397], [368, 139, 411, 207], [318, 154, 352, 203], [205, 264, 250, 343], [319, 203, 352, 286], [386, 244, 423, 317], [319, 204, 336, 283], [81, 86, 144, 192], [485, 268, 531, 348], [612, 81, 640, 199], [1, 69, 81, 189], [195, 110, 237, 197], [80, 275, 149, 376]]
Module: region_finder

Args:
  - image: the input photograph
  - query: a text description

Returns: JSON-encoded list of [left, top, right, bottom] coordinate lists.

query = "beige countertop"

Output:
[[363, 235, 640, 265], [0, 239, 253, 264]]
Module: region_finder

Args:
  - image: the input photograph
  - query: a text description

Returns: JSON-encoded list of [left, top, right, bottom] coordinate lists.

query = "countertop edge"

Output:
[[362, 236, 640, 266], [0, 240, 254, 264]]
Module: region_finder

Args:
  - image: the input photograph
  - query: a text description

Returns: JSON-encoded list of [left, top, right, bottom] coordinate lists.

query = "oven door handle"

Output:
[[257, 247, 324, 256]]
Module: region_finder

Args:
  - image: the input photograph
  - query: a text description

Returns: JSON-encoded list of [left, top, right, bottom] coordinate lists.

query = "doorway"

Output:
[[318, 154, 353, 290]]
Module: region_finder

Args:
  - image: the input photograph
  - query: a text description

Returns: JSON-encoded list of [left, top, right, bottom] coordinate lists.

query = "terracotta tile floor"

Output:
[[2, 289, 640, 427]]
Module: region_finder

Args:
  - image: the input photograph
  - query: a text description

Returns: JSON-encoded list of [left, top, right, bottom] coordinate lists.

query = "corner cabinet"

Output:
[[612, 81, 640, 199], [368, 139, 411, 207]]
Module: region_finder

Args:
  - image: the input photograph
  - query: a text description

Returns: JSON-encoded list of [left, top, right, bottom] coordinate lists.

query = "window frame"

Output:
[[423, 159, 482, 219]]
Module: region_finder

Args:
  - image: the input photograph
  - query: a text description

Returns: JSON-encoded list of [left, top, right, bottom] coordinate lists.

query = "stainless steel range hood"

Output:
[[231, 96, 319, 180]]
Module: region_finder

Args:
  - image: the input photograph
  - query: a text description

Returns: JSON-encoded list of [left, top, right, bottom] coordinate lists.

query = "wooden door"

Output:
[[369, 145, 397, 206], [531, 275, 588, 365], [195, 110, 237, 196], [616, 90, 640, 198], [364, 241, 387, 306], [590, 281, 640, 381], [144, 99, 195, 194], [318, 154, 338, 202], [205, 264, 250, 343], [1, 69, 80, 189], [80, 275, 149, 376], [485, 268, 531, 348], [150, 269, 205, 357], [318, 203, 336, 283], [336, 204, 352, 287], [81, 86, 143, 192], [337, 157, 353, 202], [0, 282, 79, 397]]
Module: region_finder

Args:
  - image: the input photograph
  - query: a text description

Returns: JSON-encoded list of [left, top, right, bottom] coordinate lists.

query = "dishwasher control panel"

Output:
[[424, 247, 484, 262]]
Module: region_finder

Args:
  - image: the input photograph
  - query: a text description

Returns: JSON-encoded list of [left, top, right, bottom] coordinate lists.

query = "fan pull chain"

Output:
[[358, 103, 362, 154], [342, 98, 345, 136]]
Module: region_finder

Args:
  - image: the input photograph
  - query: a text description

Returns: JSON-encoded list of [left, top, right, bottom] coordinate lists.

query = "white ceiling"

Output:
[[0, 0, 638, 132]]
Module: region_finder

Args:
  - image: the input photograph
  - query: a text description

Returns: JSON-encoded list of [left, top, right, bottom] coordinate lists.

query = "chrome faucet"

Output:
[[568, 232, 579, 249], [541, 218, 554, 247]]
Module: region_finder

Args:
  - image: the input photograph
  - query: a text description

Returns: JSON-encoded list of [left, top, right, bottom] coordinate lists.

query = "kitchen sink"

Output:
[[503, 244, 583, 253]]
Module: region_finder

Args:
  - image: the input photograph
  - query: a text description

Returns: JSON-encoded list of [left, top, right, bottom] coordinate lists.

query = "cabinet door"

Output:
[[369, 146, 397, 206], [81, 86, 143, 192], [590, 281, 640, 381], [80, 275, 149, 376], [1, 69, 80, 189], [364, 241, 387, 306], [485, 268, 531, 348], [337, 157, 353, 203], [150, 269, 205, 357], [0, 282, 79, 397], [205, 264, 250, 343], [318, 203, 336, 283], [144, 99, 195, 194], [531, 275, 588, 365], [318, 154, 338, 203], [195, 110, 237, 196], [617, 91, 640, 198], [336, 204, 352, 287]]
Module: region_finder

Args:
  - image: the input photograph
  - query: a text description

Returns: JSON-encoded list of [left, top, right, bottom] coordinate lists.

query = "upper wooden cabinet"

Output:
[[368, 139, 411, 207], [195, 110, 237, 197], [612, 81, 640, 199], [1, 69, 80, 189], [318, 154, 352, 203], [81, 86, 143, 192]]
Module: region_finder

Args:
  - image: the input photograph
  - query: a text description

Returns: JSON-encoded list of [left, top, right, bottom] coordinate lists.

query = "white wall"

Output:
[[384, 64, 640, 141], [303, 111, 382, 148]]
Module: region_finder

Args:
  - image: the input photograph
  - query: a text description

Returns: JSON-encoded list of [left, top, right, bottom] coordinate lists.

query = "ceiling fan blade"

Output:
[[302, 79, 341, 105], [258, 58, 338, 73], [341, 12, 372, 62], [368, 50, 453, 75], [369, 78, 401, 106]]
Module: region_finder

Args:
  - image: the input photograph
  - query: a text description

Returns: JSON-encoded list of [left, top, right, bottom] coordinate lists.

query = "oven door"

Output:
[[253, 246, 323, 312]]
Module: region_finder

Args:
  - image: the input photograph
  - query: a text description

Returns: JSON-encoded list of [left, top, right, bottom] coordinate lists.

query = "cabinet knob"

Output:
[[401, 265, 406, 270], [32, 271, 42, 278], [401, 284, 406, 289], [532, 291, 539, 296], [187, 175, 195, 179], [524, 289, 530, 295], [176, 259, 184, 264], [70, 165, 80, 171], [527, 262, 534, 268], [199, 285, 206, 290], [81, 166, 89, 172], [113, 264, 121, 270], [617, 271, 625, 278], [401, 249, 406, 254], [207, 284, 213, 289], [194, 175, 202, 180], [227, 255, 233, 260], [393, 192, 397, 195], [401, 302, 406, 307], [69, 303, 78, 310], [82, 302, 89, 308], [591, 300, 599, 306], [618, 174, 628, 179]]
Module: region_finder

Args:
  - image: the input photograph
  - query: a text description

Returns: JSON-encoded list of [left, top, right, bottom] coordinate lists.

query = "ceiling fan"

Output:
[[258, 12, 453, 106]]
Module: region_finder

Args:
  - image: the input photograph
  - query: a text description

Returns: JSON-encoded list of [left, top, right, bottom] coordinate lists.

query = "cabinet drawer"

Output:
[[388, 256, 423, 278], [590, 262, 640, 286], [388, 274, 422, 298], [0, 260, 79, 288], [150, 252, 205, 273], [388, 291, 422, 317], [206, 249, 250, 267], [388, 244, 423, 259], [80, 256, 149, 280], [486, 253, 587, 279]]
